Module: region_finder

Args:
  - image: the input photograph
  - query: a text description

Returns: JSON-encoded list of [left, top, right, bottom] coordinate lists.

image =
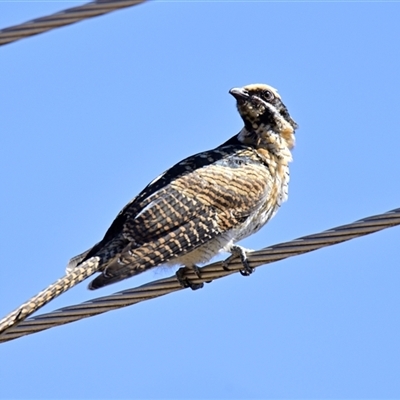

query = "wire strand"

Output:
[[1, 207, 399, 343], [0, 0, 148, 46]]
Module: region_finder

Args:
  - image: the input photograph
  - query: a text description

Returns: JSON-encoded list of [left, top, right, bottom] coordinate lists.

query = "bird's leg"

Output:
[[193, 264, 213, 285], [192, 264, 202, 279], [176, 265, 204, 290], [224, 245, 255, 276]]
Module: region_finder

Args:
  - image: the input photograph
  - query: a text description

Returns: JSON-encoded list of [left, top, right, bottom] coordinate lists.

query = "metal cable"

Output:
[[0, 0, 148, 46], [1, 207, 399, 343]]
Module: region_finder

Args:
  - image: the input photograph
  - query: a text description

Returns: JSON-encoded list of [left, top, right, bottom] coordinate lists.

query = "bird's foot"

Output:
[[224, 245, 254, 276], [176, 265, 204, 290]]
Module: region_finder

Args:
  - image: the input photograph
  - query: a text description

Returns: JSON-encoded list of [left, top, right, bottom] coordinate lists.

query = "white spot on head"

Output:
[[242, 83, 281, 100]]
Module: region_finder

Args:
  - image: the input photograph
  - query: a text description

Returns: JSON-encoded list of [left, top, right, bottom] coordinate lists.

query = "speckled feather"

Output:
[[0, 83, 297, 334], [89, 148, 275, 288], [81, 83, 298, 289]]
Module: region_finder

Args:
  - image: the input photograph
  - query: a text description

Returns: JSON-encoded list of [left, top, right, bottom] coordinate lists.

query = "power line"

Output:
[[0, 0, 148, 46], [1, 207, 399, 344], [1, 1, 398, 346]]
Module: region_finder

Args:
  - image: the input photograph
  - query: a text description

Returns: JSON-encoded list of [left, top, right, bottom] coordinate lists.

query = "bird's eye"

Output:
[[263, 90, 274, 101]]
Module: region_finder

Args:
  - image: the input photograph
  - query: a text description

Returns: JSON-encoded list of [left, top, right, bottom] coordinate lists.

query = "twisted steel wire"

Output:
[[0, 0, 148, 46], [1, 207, 399, 344]]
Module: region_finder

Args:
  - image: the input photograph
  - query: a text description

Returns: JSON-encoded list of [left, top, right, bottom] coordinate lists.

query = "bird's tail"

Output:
[[0, 256, 100, 335], [87, 250, 157, 290], [88, 270, 134, 290], [65, 249, 92, 274]]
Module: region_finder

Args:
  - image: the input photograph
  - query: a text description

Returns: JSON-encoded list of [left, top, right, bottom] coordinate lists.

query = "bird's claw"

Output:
[[192, 265, 202, 279], [222, 259, 231, 271], [176, 266, 204, 290], [239, 259, 254, 276], [230, 245, 255, 276]]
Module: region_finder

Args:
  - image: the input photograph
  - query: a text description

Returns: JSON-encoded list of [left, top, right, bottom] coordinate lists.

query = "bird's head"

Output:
[[230, 83, 297, 150]]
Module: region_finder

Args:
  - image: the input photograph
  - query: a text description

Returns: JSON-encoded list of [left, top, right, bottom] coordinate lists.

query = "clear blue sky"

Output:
[[1, 2, 399, 399]]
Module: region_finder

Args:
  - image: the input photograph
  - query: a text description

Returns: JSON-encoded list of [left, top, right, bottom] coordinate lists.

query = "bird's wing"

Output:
[[73, 143, 248, 267], [89, 151, 273, 289]]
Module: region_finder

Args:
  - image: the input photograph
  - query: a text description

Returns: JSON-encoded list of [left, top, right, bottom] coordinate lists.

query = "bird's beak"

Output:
[[229, 87, 249, 101]]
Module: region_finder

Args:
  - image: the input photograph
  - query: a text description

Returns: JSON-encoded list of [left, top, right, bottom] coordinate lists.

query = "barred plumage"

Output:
[[76, 83, 298, 289], [0, 83, 297, 334]]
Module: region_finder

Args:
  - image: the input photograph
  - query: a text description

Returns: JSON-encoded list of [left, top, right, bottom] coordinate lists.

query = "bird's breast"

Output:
[[232, 156, 290, 242]]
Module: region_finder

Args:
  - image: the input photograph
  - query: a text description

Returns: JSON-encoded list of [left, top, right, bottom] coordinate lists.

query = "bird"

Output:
[[68, 83, 298, 290], [0, 83, 297, 334]]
